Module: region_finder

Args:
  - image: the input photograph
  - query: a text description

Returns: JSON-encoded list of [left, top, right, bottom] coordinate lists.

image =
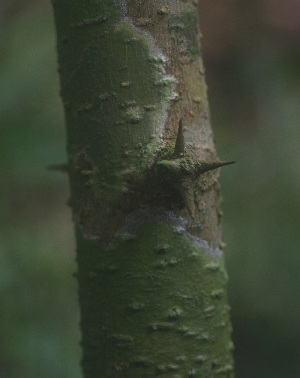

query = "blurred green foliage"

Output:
[[201, 12, 300, 378], [1, 1, 299, 377], [0, 2, 80, 377]]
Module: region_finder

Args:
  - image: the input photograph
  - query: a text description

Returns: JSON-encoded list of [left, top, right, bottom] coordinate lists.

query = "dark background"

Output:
[[1, 0, 299, 377]]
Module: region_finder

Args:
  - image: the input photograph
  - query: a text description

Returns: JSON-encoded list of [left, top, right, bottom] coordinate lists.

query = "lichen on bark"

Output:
[[52, 0, 234, 376]]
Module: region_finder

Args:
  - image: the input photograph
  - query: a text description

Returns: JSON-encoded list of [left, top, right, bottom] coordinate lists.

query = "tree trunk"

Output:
[[52, 0, 234, 376]]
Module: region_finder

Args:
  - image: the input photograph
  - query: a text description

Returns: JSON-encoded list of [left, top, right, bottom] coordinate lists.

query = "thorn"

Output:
[[174, 119, 185, 157], [176, 179, 195, 219], [195, 160, 235, 176], [214, 160, 235, 167], [157, 159, 181, 175]]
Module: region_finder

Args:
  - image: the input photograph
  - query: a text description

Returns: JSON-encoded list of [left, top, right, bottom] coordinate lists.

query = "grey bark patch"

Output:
[[185, 234, 223, 258], [118, 208, 223, 258], [116, 0, 128, 17]]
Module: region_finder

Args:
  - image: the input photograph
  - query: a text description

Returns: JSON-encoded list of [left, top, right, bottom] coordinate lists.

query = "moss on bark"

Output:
[[77, 209, 233, 377]]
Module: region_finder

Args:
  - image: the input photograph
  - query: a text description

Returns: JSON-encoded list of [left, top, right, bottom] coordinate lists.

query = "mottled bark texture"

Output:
[[52, 0, 234, 376]]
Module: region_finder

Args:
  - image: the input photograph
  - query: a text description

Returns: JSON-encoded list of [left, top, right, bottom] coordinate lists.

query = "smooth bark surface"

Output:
[[52, 0, 234, 376]]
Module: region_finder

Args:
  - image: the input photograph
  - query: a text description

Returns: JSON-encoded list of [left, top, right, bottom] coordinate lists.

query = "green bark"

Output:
[[52, 0, 234, 376]]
